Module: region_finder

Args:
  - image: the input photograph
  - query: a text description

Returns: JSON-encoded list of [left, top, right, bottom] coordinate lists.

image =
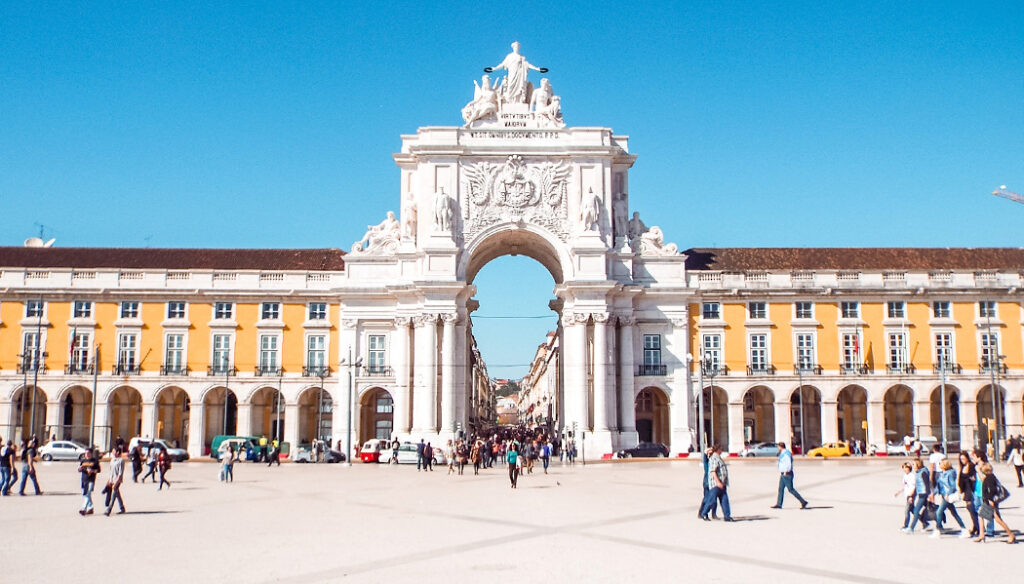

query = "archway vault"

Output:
[[462, 223, 568, 284]]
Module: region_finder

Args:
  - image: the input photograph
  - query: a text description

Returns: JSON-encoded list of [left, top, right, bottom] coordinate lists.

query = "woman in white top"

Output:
[[1009, 443, 1024, 488], [894, 462, 915, 530]]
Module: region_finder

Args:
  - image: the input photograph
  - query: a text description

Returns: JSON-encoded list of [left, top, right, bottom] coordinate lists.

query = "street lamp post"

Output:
[[938, 354, 948, 455], [696, 354, 706, 453], [706, 352, 716, 448], [316, 370, 325, 452], [985, 316, 1003, 460], [222, 353, 231, 435], [797, 364, 806, 456], [340, 348, 362, 468], [29, 301, 45, 439]]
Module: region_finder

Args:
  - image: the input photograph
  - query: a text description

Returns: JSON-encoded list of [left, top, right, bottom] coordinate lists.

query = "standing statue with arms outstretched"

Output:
[[485, 41, 548, 105]]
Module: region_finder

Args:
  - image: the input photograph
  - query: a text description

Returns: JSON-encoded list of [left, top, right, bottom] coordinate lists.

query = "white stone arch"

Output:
[[461, 222, 572, 284], [53, 382, 92, 404], [198, 383, 234, 404]]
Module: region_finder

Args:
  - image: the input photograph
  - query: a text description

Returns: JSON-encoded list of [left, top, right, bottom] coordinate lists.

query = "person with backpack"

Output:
[[976, 462, 1014, 543], [129, 443, 143, 482]]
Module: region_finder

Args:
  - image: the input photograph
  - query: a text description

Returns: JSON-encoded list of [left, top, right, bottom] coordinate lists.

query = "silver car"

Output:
[[740, 442, 781, 457], [38, 440, 90, 461]]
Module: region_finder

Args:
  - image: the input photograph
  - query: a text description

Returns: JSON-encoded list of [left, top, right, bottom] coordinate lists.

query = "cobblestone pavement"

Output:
[[2, 457, 1018, 583]]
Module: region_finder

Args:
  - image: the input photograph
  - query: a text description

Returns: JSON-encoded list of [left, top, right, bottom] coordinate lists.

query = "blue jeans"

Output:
[[18, 464, 40, 495], [935, 496, 965, 530], [908, 494, 931, 531], [701, 486, 731, 519], [81, 481, 95, 512], [776, 472, 807, 507], [0, 467, 10, 495]]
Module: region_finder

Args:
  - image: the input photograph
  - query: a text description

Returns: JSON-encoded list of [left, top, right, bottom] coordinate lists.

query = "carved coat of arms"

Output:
[[461, 155, 571, 242]]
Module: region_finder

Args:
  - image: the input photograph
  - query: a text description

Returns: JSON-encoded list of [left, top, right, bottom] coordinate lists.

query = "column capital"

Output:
[[440, 312, 460, 325], [616, 315, 636, 327], [394, 316, 412, 327], [341, 318, 359, 329], [592, 312, 611, 324], [669, 317, 688, 328], [412, 314, 438, 327]]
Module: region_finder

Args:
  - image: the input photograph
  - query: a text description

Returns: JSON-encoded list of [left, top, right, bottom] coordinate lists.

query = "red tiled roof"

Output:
[[684, 248, 1024, 271], [0, 247, 345, 271]]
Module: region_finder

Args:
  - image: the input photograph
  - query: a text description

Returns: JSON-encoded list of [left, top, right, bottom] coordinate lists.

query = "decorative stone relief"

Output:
[[351, 211, 401, 254], [412, 314, 437, 327], [627, 211, 647, 251], [592, 313, 610, 324], [461, 155, 570, 242], [341, 319, 359, 329], [394, 316, 411, 328], [440, 312, 459, 325], [573, 312, 591, 324], [617, 315, 636, 327], [463, 42, 565, 129]]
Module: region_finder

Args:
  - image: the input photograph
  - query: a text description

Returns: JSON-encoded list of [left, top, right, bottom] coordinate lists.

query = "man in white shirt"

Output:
[[771, 442, 809, 509], [927, 445, 945, 488]]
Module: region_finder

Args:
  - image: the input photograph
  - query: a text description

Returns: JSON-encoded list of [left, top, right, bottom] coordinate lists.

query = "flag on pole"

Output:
[[69, 327, 78, 364]]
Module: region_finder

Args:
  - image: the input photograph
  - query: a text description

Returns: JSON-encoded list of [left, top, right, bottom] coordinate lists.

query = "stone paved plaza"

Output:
[[3, 457, 1018, 583]]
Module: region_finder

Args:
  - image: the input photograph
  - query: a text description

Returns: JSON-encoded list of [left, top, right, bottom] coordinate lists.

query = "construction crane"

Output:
[[992, 185, 1024, 205]]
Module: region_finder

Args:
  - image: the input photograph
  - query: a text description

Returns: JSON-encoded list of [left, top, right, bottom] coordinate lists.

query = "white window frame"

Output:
[[22, 331, 44, 369], [795, 333, 815, 370], [701, 334, 722, 372], [212, 333, 233, 372], [979, 300, 997, 319], [367, 334, 387, 373], [934, 332, 954, 369], [167, 301, 187, 319], [980, 331, 1000, 369], [794, 302, 814, 320], [306, 334, 327, 372], [259, 334, 281, 371], [214, 302, 234, 320], [702, 302, 721, 320], [748, 333, 768, 372], [73, 300, 93, 319], [25, 300, 45, 319], [643, 334, 662, 366], [117, 333, 138, 371], [840, 301, 859, 319], [748, 302, 767, 320], [886, 301, 905, 319], [932, 301, 951, 319], [261, 302, 281, 320], [308, 302, 328, 321], [120, 301, 140, 319], [164, 333, 186, 373], [887, 332, 908, 370], [841, 332, 861, 369], [70, 331, 92, 370]]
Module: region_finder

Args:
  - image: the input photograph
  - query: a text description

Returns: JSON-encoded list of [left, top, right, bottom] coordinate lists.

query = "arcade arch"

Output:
[[837, 385, 867, 445], [202, 387, 237, 449], [250, 386, 284, 441], [107, 386, 142, 448], [929, 385, 960, 444], [790, 385, 822, 452], [298, 386, 332, 447], [155, 386, 190, 446], [634, 387, 669, 445], [976, 385, 1007, 448], [359, 387, 394, 444], [742, 386, 775, 445], [57, 385, 92, 443], [884, 385, 914, 441], [701, 386, 728, 448], [9, 386, 46, 442]]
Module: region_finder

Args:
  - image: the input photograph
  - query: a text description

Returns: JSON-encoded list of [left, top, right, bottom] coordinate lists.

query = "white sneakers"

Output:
[[900, 527, 912, 534], [958, 529, 971, 539], [929, 529, 941, 539]]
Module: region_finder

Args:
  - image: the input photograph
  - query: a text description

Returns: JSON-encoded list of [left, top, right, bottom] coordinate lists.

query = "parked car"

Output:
[[38, 440, 90, 461], [617, 442, 670, 458], [213, 437, 260, 461], [128, 437, 190, 462], [740, 442, 780, 458], [806, 441, 852, 457], [293, 446, 346, 463], [380, 442, 446, 465], [885, 440, 932, 456]]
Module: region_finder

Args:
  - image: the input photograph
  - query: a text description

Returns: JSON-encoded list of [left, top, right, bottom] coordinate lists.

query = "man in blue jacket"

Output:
[[772, 442, 809, 509]]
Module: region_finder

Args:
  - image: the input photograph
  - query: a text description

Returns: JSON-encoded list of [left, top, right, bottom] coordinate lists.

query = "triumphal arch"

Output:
[[344, 43, 694, 456]]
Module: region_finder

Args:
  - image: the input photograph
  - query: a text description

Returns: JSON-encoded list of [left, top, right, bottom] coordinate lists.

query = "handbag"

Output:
[[993, 482, 1011, 504], [947, 492, 962, 504]]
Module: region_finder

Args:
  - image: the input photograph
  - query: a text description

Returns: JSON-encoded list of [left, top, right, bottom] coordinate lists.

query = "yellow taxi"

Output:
[[806, 441, 852, 457]]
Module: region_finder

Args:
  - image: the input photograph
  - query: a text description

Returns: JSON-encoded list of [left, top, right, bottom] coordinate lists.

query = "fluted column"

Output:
[[392, 317, 412, 434], [412, 314, 438, 434], [618, 316, 637, 434], [562, 313, 589, 434], [454, 318, 468, 428], [592, 313, 611, 432], [440, 313, 458, 436]]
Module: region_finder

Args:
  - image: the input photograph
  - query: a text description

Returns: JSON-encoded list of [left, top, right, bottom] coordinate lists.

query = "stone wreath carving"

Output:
[[461, 155, 571, 242]]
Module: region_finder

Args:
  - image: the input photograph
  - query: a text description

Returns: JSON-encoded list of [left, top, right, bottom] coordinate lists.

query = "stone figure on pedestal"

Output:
[[485, 41, 548, 105], [613, 193, 629, 242], [531, 78, 564, 128], [639, 226, 679, 255], [352, 211, 401, 253], [580, 188, 602, 232], [461, 75, 499, 127], [434, 188, 454, 232], [627, 211, 648, 251], [401, 193, 417, 239]]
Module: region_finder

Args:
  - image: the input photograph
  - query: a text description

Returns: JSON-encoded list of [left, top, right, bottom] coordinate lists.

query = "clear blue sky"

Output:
[[3, 2, 1023, 377]]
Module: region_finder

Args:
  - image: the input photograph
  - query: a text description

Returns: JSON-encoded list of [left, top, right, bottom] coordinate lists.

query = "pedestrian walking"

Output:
[[18, 437, 42, 496], [445, 440, 455, 475], [894, 462, 916, 530], [699, 444, 732, 521], [141, 446, 158, 483], [266, 442, 281, 467], [699, 447, 718, 519], [222, 445, 235, 482], [507, 444, 519, 489], [391, 438, 400, 465], [771, 442, 808, 509], [927, 445, 944, 489], [416, 439, 426, 471], [77, 448, 100, 516], [976, 462, 1015, 543], [471, 440, 482, 475], [904, 459, 932, 534], [104, 447, 126, 516], [259, 435, 268, 463], [1008, 443, 1024, 488], [424, 442, 434, 471], [933, 459, 968, 538], [0, 439, 14, 496], [129, 443, 143, 482], [157, 447, 172, 490], [456, 441, 468, 475], [540, 440, 551, 474]]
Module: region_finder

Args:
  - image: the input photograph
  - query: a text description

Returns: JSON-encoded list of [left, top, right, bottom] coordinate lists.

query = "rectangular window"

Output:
[[165, 334, 185, 372], [702, 302, 721, 320], [259, 335, 279, 370], [261, 302, 281, 320], [73, 301, 93, 318], [981, 333, 999, 369], [748, 302, 767, 319], [22, 332, 42, 369], [796, 334, 815, 370], [118, 334, 138, 371], [841, 333, 860, 369], [748, 334, 768, 371], [120, 301, 139, 319], [888, 332, 907, 369], [368, 335, 387, 373], [840, 301, 859, 319], [932, 301, 951, 318], [702, 334, 722, 372], [25, 300, 44, 318], [375, 419, 393, 441], [167, 302, 186, 319], [308, 302, 328, 320], [886, 301, 905, 319], [212, 334, 231, 372], [307, 335, 326, 370], [935, 333, 953, 369], [71, 331, 91, 370], [214, 302, 234, 320], [643, 334, 662, 366], [795, 302, 813, 320], [979, 301, 997, 318]]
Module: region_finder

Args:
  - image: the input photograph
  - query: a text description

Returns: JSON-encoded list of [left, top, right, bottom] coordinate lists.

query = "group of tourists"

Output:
[[897, 445, 1017, 543], [0, 436, 43, 496]]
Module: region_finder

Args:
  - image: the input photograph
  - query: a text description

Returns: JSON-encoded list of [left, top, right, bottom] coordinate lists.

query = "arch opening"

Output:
[[790, 385, 822, 453], [107, 386, 142, 450], [701, 386, 728, 449], [884, 385, 914, 443], [155, 386, 190, 448], [929, 385, 960, 446], [9, 386, 47, 444], [742, 386, 775, 445], [359, 387, 394, 445], [250, 387, 285, 442], [298, 386, 333, 448], [56, 386, 92, 444], [837, 385, 867, 447], [203, 387, 237, 451], [635, 387, 669, 445]]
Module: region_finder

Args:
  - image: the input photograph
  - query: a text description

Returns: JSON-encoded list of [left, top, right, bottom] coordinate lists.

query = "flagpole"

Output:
[[29, 296, 44, 440], [89, 345, 100, 449]]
